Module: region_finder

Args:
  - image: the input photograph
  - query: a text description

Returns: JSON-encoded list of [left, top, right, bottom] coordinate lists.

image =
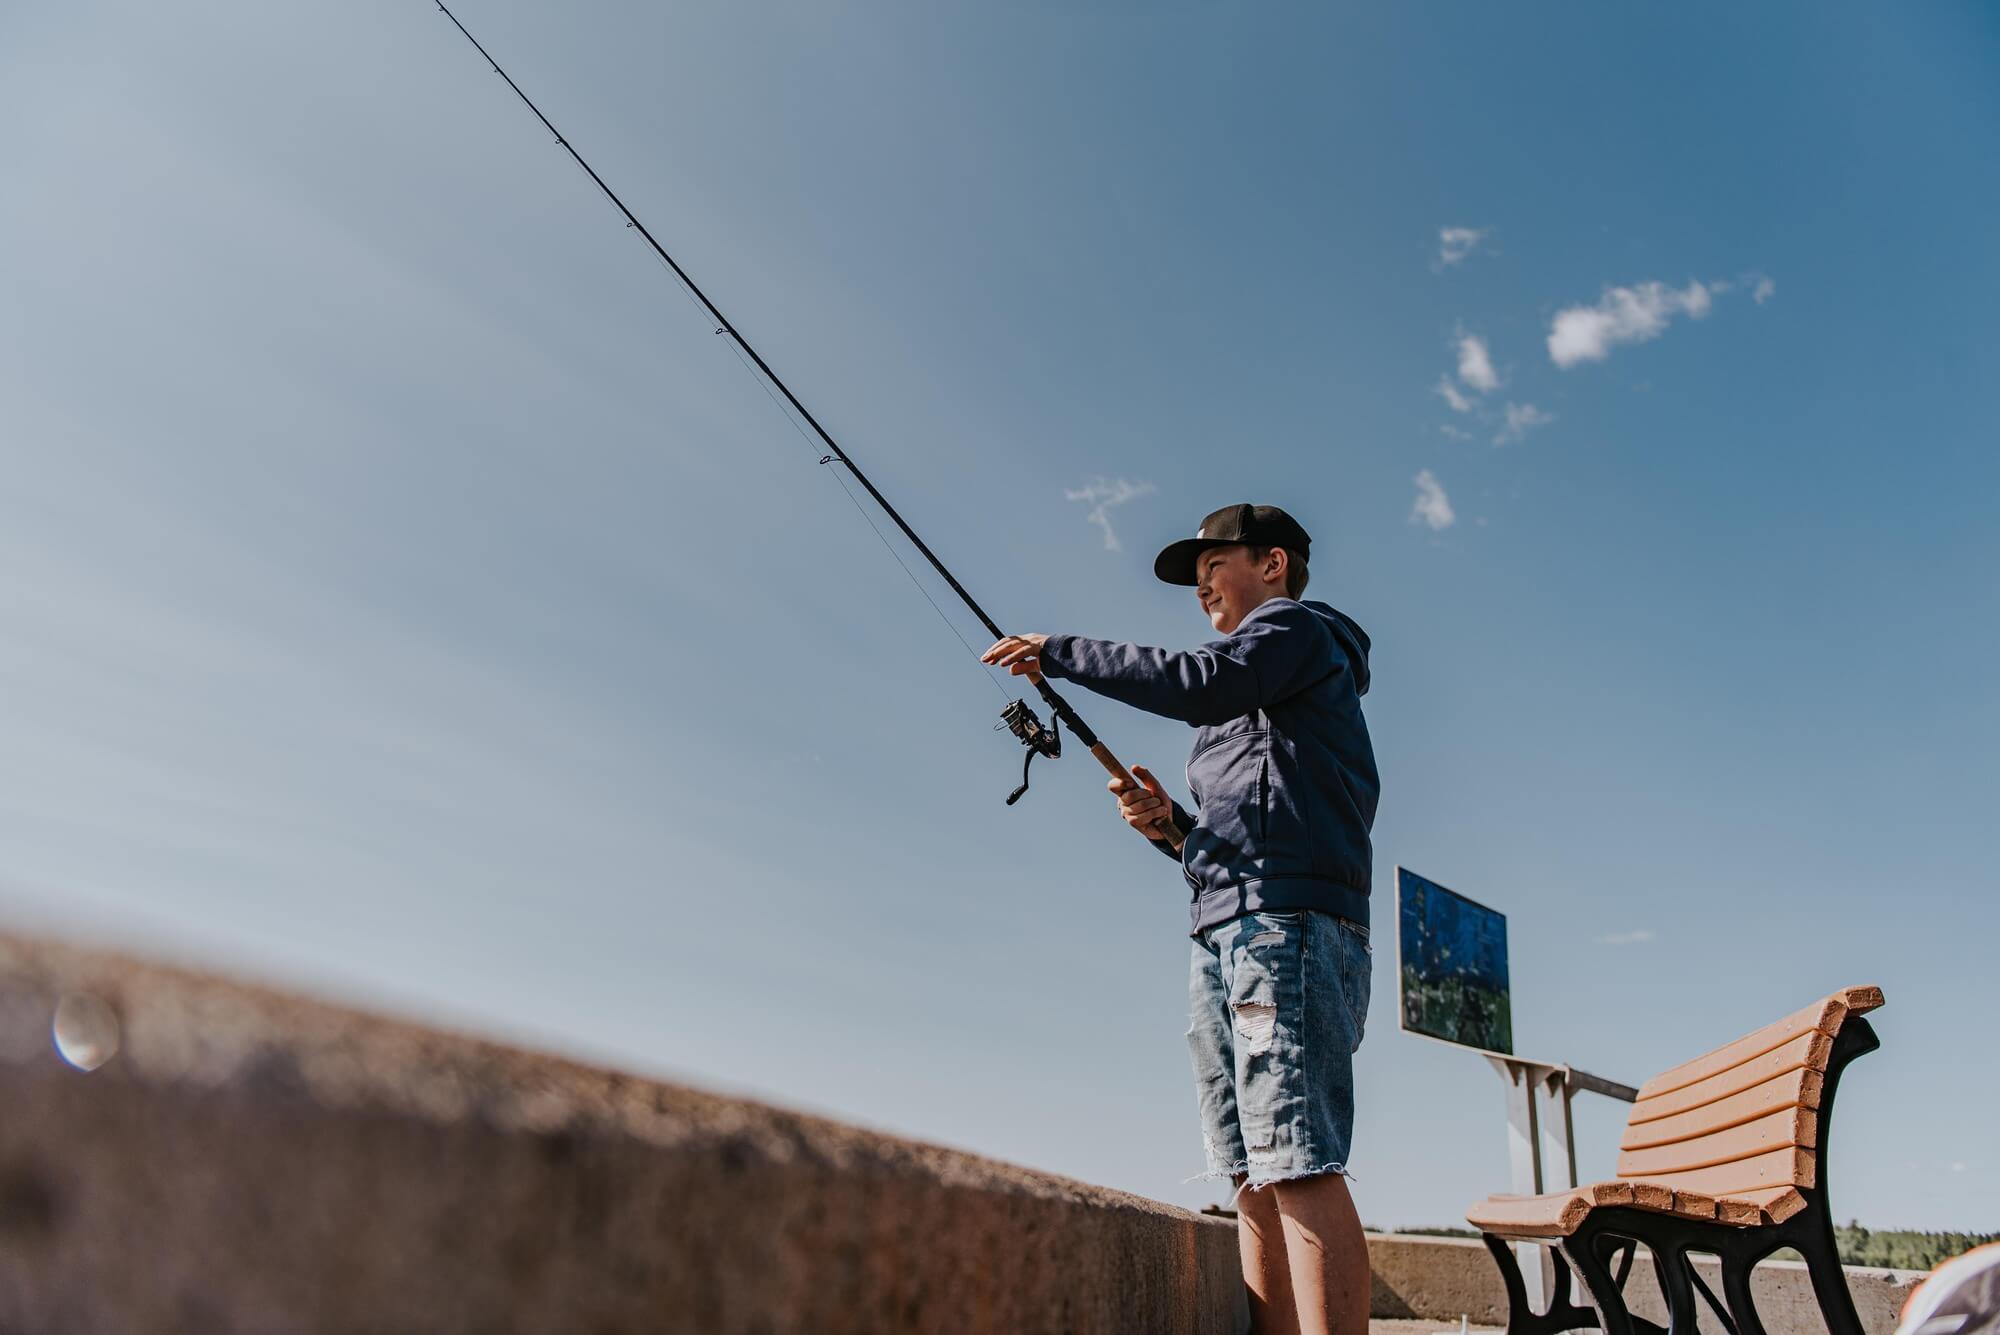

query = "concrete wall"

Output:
[[0, 933, 1245, 1335], [0, 931, 1927, 1335], [1365, 1231, 1924, 1335]]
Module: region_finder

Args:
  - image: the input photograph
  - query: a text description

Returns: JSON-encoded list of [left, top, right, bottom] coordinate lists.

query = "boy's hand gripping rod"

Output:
[[433, 2, 1185, 853]]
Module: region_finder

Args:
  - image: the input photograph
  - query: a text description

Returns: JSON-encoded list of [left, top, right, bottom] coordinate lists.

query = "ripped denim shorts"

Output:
[[1186, 908, 1371, 1189]]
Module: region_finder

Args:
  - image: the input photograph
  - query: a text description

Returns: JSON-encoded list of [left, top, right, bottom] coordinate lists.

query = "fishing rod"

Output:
[[432, 2, 1183, 850]]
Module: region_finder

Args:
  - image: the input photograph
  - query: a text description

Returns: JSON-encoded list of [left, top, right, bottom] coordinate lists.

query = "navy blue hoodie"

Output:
[[1040, 598, 1377, 936]]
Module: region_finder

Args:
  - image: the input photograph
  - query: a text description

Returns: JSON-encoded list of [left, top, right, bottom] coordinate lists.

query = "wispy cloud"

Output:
[[1595, 928, 1656, 946], [1494, 401, 1553, 445], [1437, 226, 1489, 268], [1753, 275, 1777, 304], [1440, 423, 1472, 441], [1548, 279, 1716, 368], [1457, 333, 1501, 392], [1065, 476, 1156, 552], [1436, 329, 1501, 421], [1410, 470, 1455, 531], [1434, 375, 1476, 414]]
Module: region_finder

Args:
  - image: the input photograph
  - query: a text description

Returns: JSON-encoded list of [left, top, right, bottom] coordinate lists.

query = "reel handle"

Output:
[[1086, 742, 1186, 853]]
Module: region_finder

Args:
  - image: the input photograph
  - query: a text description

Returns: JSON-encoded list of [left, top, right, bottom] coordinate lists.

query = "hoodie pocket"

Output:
[[1256, 752, 1269, 845], [1185, 725, 1268, 883], [1258, 731, 1313, 875]]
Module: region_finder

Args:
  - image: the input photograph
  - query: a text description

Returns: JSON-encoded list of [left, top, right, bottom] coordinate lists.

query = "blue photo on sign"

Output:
[[1397, 867, 1513, 1055]]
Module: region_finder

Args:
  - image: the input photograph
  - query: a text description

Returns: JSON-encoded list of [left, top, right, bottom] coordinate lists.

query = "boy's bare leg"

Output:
[[1234, 1175, 1300, 1335], [1271, 1170, 1370, 1335]]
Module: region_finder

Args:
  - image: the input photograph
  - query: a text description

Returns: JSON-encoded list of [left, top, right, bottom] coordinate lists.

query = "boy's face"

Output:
[[1195, 544, 1287, 635]]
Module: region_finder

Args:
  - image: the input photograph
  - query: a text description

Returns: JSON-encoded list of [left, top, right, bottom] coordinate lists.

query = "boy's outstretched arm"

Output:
[[982, 601, 1333, 726]]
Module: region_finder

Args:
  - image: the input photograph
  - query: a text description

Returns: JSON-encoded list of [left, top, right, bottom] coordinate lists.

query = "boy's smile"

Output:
[[1195, 545, 1290, 635]]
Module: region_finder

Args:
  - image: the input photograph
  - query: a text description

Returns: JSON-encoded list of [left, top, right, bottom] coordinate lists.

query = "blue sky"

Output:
[[3, 2, 1994, 1232]]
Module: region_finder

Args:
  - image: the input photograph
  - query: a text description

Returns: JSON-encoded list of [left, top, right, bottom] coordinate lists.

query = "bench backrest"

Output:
[[1613, 985, 1883, 1216]]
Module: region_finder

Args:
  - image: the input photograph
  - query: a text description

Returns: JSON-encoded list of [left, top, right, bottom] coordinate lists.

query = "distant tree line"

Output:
[[1379, 1223, 1997, 1274], [1829, 1223, 1998, 1273]]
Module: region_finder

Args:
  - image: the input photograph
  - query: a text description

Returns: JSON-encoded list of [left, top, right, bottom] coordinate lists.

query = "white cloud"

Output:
[[1439, 423, 1472, 441], [1457, 333, 1501, 392], [1547, 280, 1717, 368], [1436, 331, 1499, 421], [1438, 226, 1489, 268], [1595, 928, 1656, 946], [1952, 1161, 1968, 1173], [1409, 470, 1455, 531], [1064, 476, 1155, 552], [1753, 275, 1777, 304], [1434, 375, 1476, 414], [1494, 401, 1554, 445]]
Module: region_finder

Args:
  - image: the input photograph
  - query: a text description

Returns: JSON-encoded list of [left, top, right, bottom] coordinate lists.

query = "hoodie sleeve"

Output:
[[1039, 600, 1334, 726], [1149, 798, 1194, 862]]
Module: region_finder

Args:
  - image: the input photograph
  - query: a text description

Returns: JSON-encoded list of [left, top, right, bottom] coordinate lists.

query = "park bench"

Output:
[[1465, 985, 1885, 1335]]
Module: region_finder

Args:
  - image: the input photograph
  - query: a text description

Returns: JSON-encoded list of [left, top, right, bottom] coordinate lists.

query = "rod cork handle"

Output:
[[1087, 742, 1186, 853]]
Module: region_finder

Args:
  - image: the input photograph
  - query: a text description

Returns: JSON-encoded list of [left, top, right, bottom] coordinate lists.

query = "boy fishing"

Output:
[[983, 502, 1379, 1335]]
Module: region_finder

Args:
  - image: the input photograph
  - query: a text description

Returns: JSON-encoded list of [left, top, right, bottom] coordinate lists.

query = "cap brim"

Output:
[[1153, 537, 1231, 586]]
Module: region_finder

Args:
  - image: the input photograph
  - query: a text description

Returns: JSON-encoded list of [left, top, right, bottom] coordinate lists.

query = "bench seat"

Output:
[[1466, 1180, 1807, 1237]]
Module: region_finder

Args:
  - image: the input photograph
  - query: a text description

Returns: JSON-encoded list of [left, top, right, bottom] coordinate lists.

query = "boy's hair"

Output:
[[1253, 545, 1310, 599]]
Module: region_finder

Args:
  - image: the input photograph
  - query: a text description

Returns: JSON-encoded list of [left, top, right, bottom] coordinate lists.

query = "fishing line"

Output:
[[544, 98, 1008, 699], [431, 0, 1183, 834], [823, 468, 1015, 699], [499, 17, 1005, 694], [706, 308, 1013, 697], [623, 229, 1009, 694]]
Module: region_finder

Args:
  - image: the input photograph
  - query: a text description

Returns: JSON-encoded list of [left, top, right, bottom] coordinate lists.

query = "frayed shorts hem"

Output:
[[1184, 1161, 1358, 1195], [1242, 1161, 1355, 1190]]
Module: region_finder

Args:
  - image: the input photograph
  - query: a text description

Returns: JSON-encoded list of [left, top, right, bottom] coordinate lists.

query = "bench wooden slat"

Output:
[[1621, 1066, 1820, 1150], [1718, 1186, 1808, 1225], [1626, 1145, 1814, 1198], [1667, 1188, 1718, 1219], [1467, 1182, 1635, 1238], [1615, 1105, 1814, 1177], [1636, 996, 1845, 1101], [1715, 1196, 1764, 1226], [1635, 986, 1883, 1103], [1628, 1030, 1832, 1125], [1628, 1183, 1726, 1221], [1837, 984, 1885, 1016]]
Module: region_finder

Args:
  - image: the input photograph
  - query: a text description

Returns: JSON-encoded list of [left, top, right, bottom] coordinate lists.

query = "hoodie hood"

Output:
[[1300, 600, 1371, 696]]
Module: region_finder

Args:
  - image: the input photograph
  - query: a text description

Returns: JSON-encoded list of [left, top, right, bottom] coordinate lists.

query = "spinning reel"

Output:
[[998, 698, 1063, 805]]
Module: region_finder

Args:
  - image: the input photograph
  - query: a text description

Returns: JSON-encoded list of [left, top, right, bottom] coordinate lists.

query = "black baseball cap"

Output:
[[1153, 503, 1313, 586]]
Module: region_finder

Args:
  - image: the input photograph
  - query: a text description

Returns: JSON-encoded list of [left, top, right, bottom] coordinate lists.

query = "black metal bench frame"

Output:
[[1481, 1017, 1879, 1335]]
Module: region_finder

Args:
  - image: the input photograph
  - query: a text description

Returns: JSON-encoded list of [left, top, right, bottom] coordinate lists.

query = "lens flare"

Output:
[[52, 993, 120, 1072]]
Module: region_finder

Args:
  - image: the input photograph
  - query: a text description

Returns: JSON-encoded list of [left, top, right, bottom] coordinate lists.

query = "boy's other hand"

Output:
[[1110, 763, 1177, 840], [981, 634, 1049, 680]]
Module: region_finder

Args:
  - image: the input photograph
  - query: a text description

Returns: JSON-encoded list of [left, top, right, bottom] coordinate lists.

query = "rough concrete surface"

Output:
[[1366, 1232, 1511, 1325], [0, 932, 1245, 1335]]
